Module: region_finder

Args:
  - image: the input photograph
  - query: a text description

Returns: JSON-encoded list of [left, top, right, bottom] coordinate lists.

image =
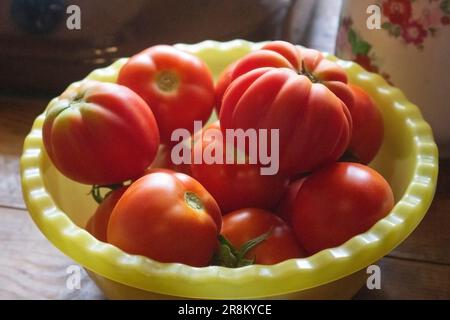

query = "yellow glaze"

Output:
[[20, 40, 438, 299]]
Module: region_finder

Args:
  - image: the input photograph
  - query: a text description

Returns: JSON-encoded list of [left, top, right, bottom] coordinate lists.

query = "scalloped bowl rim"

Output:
[[20, 40, 438, 299]]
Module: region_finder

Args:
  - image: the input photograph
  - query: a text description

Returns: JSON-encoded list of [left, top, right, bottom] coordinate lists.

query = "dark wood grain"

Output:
[[0, 95, 48, 209], [354, 257, 450, 300]]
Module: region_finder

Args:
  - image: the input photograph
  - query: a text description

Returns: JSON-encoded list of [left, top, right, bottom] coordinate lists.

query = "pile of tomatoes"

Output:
[[43, 41, 394, 268]]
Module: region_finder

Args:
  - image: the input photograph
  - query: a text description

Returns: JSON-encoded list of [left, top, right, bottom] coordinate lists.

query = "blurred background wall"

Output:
[[0, 0, 345, 95]]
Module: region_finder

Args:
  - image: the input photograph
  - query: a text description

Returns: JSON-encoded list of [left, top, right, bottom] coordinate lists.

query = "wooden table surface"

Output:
[[0, 95, 449, 300]]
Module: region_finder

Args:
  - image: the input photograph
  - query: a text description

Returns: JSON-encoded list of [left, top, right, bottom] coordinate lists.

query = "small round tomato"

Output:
[[107, 169, 222, 267], [220, 67, 351, 175], [118, 45, 215, 144], [346, 84, 384, 164], [190, 121, 289, 213], [86, 186, 128, 242], [43, 81, 160, 185], [286, 162, 394, 255], [221, 208, 306, 265]]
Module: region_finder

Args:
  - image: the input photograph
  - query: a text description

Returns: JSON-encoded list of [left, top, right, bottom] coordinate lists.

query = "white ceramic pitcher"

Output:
[[336, 0, 450, 157]]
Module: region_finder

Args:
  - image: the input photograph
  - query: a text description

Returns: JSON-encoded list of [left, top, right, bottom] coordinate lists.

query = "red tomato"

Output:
[[107, 169, 222, 267], [43, 81, 160, 185], [276, 178, 305, 224], [149, 144, 192, 176], [221, 208, 306, 265], [214, 61, 237, 113], [190, 121, 289, 213], [286, 162, 394, 255], [346, 84, 384, 164], [220, 67, 352, 176], [86, 186, 127, 242], [118, 45, 215, 144], [149, 122, 208, 175], [215, 41, 354, 113]]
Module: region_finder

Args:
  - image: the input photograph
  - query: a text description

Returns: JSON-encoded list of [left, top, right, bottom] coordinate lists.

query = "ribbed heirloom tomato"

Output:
[[215, 40, 355, 113], [118, 45, 215, 145], [280, 162, 394, 255], [107, 169, 222, 267], [190, 121, 289, 214], [43, 81, 160, 185], [215, 61, 237, 112], [220, 67, 352, 175]]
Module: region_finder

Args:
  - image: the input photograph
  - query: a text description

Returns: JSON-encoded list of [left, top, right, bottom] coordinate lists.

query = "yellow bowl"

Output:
[[20, 40, 438, 299]]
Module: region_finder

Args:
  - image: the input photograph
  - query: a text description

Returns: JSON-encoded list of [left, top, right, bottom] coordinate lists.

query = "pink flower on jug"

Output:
[[383, 0, 412, 25], [401, 20, 428, 45]]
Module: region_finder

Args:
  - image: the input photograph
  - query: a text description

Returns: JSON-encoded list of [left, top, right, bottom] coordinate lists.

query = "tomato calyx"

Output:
[[73, 91, 85, 102], [299, 61, 319, 83], [89, 183, 123, 204], [155, 70, 179, 92], [54, 92, 87, 118], [54, 93, 86, 118], [67, 91, 86, 107], [184, 191, 204, 211], [211, 230, 272, 268]]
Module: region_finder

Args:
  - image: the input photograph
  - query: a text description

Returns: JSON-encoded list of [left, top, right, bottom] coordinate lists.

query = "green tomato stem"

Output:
[[89, 183, 123, 204], [211, 230, 273, 268]]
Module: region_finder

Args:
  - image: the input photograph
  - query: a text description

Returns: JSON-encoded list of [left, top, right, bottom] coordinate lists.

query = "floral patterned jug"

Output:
[[336, 0, 450, 156]]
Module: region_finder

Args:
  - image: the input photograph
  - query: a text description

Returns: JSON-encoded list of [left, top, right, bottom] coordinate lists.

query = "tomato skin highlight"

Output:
[[43, 81, 160, 185], [219, 67, 351, 176], [118, 45, 215, 145], [107, 170, 222, 267], [190, 121, 289, 214], [346, 84, 384, 164], [285, 162, 394, 255], [221, 208, 306, 265], [86, 187, 128, 242]]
